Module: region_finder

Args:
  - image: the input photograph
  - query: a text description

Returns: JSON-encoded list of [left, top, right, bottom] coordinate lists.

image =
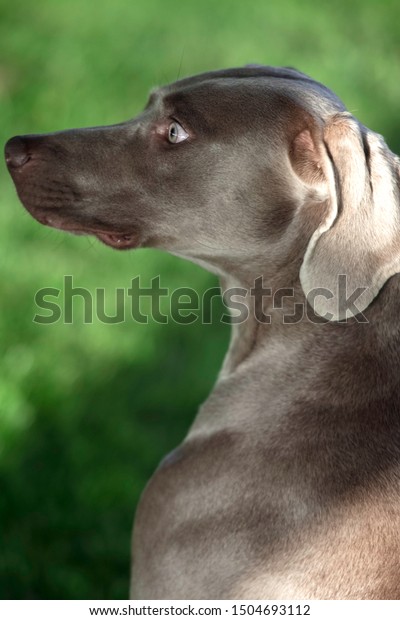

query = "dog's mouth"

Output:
[[5, 138, 143, 250], [94, 231, 139, 250], [36, 212, 140, 250]]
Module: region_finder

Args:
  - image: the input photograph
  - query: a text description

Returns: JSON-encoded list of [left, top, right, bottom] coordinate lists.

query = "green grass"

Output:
[[0, 0, 399, 599]]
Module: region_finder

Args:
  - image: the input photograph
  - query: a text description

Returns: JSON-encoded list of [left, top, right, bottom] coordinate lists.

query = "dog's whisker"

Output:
[[176, 45, 186, 81]]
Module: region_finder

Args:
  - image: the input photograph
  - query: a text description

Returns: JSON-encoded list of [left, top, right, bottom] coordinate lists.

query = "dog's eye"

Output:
[[168, 121, 188, 144]]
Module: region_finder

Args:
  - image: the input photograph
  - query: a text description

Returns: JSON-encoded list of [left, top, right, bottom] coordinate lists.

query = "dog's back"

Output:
[[131, 276, 400, 599]]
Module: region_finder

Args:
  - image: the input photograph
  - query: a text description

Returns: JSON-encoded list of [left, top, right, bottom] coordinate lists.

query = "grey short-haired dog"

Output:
[[6, 66, 400, 599]]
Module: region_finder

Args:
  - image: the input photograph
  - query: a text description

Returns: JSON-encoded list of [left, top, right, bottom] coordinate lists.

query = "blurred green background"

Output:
[[0, 0, 399, 600]]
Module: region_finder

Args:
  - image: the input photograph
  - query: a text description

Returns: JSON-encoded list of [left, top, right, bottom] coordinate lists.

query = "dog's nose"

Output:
[[4, 136, 31, 169]]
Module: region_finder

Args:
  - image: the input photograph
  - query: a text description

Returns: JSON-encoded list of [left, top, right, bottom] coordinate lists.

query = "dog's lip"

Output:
[[94, 231, 138, 250], [38, 213, 140, 250]]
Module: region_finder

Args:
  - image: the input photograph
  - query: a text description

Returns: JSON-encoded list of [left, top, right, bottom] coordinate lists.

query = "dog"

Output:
[[5, 65, 400, 599]]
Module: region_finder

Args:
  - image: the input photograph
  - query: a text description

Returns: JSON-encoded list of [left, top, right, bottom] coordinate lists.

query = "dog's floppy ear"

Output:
[[294, 112, 400, 320]]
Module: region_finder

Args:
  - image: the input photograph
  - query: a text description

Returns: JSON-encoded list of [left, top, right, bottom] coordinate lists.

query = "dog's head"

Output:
[[5, 66, 400, 320]]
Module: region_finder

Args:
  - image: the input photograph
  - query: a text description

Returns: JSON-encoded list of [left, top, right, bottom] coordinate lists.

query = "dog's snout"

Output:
[[5, 136, 31, 169]]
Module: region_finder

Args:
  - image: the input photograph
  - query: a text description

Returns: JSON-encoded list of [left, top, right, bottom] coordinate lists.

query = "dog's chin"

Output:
[[32, 210, 140, 250]]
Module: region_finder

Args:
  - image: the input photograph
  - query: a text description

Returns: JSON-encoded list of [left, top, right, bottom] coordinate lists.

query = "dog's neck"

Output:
[[189, 270, 325, 438], [219, 271, 311, 376], [219, 270, 400, 379]]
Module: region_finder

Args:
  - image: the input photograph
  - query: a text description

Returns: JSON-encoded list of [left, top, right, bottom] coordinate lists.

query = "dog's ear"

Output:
[[292, 112, 400, 320]]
